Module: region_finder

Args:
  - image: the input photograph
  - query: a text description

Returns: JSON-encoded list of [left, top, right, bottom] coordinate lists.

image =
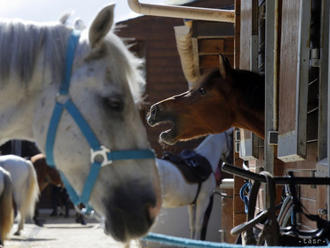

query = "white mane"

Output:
[[0, 20, 145, 104], [0, 20, 71, 84]]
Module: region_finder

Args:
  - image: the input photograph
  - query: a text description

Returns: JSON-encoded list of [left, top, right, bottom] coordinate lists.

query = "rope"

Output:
[[143, 233, 242, 248], [143, 232, 330, 248]]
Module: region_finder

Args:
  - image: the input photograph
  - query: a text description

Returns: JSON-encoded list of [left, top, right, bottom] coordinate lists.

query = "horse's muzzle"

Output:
[[103, 181, 158, 242], [147, 104, 161, 127]]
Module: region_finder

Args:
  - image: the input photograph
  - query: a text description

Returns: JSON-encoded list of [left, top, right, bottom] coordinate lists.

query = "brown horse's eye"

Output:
[[199, 88, 207, 95]]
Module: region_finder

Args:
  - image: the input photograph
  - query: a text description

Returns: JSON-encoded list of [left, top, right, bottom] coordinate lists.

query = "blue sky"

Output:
[[0, 0, 165, 25]]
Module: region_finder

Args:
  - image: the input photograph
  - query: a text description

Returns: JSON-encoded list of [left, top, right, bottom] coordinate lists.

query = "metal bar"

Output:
[[306, 139, 318, 143], [222, 163, 330, 185], [127, 0, 235, 23], [308, 77, 318, 86], [307, 106, 319, 114]]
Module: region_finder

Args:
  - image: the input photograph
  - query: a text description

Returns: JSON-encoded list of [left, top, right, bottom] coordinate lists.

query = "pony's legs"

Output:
[[14, 162, 39, 236], [14, 214, 24, 236], [188, 205, 197, 239]]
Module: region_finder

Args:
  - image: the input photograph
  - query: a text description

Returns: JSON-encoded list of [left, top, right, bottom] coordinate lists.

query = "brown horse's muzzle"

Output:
[[147, 103, 179, 145], [147, 104, 161, 127]]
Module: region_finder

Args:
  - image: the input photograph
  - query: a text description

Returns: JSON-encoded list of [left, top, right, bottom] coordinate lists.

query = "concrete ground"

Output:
[[5, 210, 138, 248]]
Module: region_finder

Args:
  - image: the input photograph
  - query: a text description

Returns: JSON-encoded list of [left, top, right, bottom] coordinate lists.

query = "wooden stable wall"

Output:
[[235, 0, 328, 234]]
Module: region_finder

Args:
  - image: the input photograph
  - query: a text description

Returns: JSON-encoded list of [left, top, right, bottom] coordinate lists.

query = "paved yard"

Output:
[[5, 212, 137, 248]]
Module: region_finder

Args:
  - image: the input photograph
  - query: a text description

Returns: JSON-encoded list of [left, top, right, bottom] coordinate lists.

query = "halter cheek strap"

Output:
[[45, 30, 155, 215]]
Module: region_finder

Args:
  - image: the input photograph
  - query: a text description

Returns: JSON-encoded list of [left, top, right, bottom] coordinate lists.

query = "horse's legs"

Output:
[[195, 182, 215, 240], [188, 205, 197, 239], [14, 214, 24, 236]]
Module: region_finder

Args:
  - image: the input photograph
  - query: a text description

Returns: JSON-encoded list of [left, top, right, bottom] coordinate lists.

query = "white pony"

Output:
[[156, 129, 233, 240], [0, 167, 14, 247], [0, 155, 39, 236], [0, 4, 161, 243]]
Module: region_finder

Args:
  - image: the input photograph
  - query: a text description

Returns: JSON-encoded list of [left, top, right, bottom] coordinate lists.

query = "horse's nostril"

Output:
[[151, 105, 159, 117]]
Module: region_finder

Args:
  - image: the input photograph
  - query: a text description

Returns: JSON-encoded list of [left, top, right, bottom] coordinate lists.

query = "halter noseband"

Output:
[[45, 30, 155, 214]]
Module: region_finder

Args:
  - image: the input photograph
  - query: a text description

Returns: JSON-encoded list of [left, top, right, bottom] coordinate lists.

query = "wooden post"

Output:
[[264, 0, 279, 175], [239, 0, 259, 161], [278, 0, 311, 162]]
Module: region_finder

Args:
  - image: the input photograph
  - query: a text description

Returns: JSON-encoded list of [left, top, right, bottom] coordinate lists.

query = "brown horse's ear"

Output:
[[218, 54, 232, 79]]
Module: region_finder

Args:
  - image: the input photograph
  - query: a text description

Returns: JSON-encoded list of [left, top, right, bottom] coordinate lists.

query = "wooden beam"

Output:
[[238, 0, 259, 161]]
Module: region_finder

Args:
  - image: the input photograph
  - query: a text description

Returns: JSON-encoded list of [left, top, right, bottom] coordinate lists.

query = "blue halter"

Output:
[[45, 30, 155, 214]]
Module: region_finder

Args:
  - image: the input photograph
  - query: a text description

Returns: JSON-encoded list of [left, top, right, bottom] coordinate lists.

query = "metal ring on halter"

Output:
[[90, 145, 112, 167], [56, 93, 70, 104], [74, 204, 95, 218]]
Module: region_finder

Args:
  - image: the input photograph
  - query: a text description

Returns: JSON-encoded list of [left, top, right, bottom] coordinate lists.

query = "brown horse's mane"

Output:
[[231, 69, 265, 113]]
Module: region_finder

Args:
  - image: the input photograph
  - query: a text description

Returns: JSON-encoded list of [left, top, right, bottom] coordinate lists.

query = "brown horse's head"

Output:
[[147, 55, 265, 145]]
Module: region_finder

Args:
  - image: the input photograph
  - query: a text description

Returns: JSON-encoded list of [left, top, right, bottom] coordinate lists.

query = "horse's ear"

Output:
[[218, 54, 232, 79], [89, 4, 115, 48]]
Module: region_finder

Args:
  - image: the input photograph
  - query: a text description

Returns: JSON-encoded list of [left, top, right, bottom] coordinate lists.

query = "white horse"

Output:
[[0, 167, 14, 247], [156, 129, 233, 240], [0, 155, 39, 236], [0, 4, 161, 243]]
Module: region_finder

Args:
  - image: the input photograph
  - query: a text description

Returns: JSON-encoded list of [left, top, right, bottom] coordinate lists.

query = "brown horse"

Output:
[[30, 154, 62, 191], [30, 154, 86, 225], [30, 154, 62, 225], [147, 55, 265, 145]]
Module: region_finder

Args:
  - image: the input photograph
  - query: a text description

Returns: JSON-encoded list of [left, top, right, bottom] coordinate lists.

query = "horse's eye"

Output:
[[199, 88, 207, 95], [102, 97, 124, 112]]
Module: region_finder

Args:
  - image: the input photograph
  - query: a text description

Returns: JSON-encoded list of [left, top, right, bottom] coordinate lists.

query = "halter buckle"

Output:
[[56, 93, 70, 104], [91, 145, 112, 167]]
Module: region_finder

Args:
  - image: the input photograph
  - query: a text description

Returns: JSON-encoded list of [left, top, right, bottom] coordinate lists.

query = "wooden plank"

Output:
[[278, 0, 311, 162], [234, 0, 241, 69], [192, 21, 234, 38], [240, 0, 252, 70], [239, 129, 259, 159], [199, 54, 234, 68], [278, 0, 299, 133], [225, 37, 235, 48], [198, 39, 225, 53], [238, 0, 254, 160]]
